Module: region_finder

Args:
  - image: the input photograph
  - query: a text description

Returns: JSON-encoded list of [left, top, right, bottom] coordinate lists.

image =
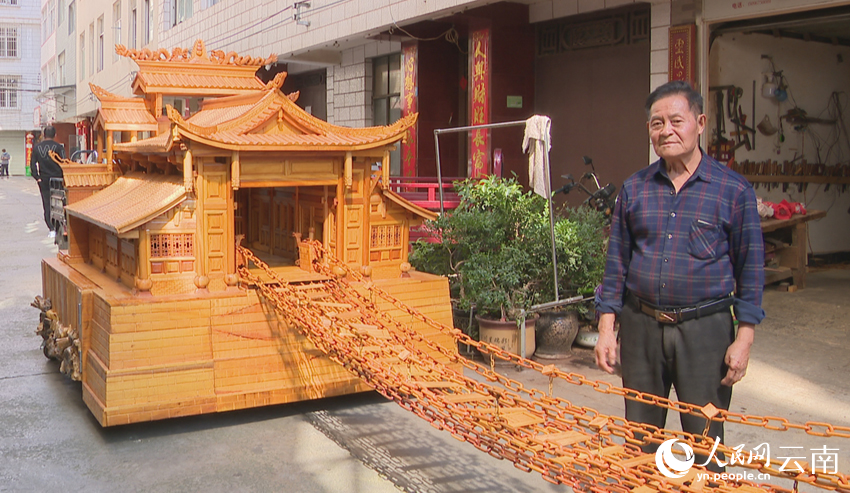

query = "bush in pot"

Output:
[[535, 206, 608, 357], [410, 176, 551, 357]]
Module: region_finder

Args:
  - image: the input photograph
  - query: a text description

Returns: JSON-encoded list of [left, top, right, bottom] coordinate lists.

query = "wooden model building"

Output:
[[35, 40, 457, 426]]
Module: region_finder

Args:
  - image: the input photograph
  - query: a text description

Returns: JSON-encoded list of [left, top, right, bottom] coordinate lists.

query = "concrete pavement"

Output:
[[0, 177, 565, 493], [2, 174, 848, 493]]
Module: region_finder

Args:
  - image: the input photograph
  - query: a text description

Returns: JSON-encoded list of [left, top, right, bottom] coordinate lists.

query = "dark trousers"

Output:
[[37, 179, 54, 230], [619, 296, 734, 472], [0, 163, 8, 176]]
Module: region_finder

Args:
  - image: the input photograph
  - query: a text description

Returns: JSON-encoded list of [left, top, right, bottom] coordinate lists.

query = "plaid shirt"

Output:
[[597, 152, 765, 325]]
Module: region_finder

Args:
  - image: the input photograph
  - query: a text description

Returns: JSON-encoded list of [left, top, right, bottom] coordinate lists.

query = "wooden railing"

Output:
[[388, 176, 464, 212]]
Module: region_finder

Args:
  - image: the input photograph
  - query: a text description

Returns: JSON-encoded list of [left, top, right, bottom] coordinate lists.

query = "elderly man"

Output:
[[594, 81, 765, 467]]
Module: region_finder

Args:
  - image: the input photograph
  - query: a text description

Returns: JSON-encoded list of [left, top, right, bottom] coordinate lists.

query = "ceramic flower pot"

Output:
[[476, 315, 537, 361], [534, 310, 580, 359]]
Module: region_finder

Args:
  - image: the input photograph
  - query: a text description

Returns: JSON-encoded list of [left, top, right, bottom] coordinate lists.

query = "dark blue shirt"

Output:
[[596, 152, 765, 325]]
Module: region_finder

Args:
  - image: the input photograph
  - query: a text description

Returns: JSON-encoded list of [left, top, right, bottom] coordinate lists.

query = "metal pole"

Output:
[[433, 129, 445, 215], [432, 118, 565, 363], [543, 127, 559, 302], [434, 120, 530, 134], [518, 309, 527, 360], [433, 119, 537, 215]]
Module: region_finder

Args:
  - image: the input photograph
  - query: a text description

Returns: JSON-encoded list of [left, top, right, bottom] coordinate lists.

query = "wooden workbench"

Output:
[[761, 210, 826, 289]]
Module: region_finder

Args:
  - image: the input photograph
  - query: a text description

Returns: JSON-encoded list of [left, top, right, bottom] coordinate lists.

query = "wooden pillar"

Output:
[[323, 185, 329, 247], [96, 130, 104, 165], [382, 150, 390, 186], [137, 229, 150, 280], [336, 176, 344, 260], [193, 157, 209, 291], [106, 130, 114, 172], [231, 150, 240, 190], [134, 228, 152, 296], [183, 149, 193, 193], [344, 151, 353, 189]]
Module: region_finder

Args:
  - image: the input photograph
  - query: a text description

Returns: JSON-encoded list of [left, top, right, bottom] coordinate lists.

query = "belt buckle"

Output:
[[654, 309, 679, 324]]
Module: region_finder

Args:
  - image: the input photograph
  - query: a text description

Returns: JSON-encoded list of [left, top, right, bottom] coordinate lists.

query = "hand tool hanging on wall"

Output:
[[728, 86, 755, 152]]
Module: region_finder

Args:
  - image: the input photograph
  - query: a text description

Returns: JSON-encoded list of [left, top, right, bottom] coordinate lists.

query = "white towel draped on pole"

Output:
[[522, 115, 551, 197]]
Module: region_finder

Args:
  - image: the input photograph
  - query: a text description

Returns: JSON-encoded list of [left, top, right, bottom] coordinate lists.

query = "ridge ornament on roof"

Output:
[[115, 39, 276, 67]]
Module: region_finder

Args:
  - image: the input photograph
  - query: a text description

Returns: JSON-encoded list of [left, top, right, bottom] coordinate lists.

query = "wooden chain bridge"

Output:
[[237, 241, 849, 493]]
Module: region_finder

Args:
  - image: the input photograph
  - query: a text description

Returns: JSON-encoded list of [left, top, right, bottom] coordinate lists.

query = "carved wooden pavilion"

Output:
[[41, 41, 455, 426]]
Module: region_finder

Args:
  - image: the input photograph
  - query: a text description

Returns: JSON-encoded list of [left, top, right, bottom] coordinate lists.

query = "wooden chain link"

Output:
[[236, 243, 850, 493]]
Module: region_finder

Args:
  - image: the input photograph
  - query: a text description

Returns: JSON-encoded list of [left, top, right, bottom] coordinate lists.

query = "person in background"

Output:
[[0, 148, 10, 178], [30, 126, 66, 237], [594, 81, 765, 471]]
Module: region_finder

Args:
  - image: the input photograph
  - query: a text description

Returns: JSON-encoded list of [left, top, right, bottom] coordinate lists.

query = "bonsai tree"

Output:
[[410, 175, 551, 321]]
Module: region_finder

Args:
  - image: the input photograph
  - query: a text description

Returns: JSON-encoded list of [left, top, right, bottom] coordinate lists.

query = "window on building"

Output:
[[88, 23, 94, 75], [0, 27, 17, 58], [68, 1, 75, 35], [46, 0, 56, 37], [58, 51, 65, 85], [171, 0, 192, 27], [0, 76, 19, 108], [0, 0, 19, 5], [49, 59, 56, 88], [112, 1, 121, 62], [142, 0, 151, 45], [130, 0, 137, 49], [58, 0, 65, 27], [372, 54, 402, 175], [41, 7, 48, 40], [97, 16, 104, 72], [79, 32, 85, 79]]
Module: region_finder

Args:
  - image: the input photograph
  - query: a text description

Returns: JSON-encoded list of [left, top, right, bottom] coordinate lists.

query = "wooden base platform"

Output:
[[42, 256, 456, 426]]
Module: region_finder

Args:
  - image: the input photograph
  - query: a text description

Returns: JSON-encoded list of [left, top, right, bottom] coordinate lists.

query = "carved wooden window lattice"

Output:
[[371, 225, 402, 250], [150, 233, 194, 258], [537, 6, 649, 57]]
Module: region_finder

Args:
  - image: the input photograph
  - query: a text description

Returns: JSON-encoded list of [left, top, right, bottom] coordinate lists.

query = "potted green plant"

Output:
[[534, 206, 608, 358], [410, 175, 551, 358]]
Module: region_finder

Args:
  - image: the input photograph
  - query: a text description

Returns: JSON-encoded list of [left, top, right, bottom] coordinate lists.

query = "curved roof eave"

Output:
[[174, 127, 409, 153]]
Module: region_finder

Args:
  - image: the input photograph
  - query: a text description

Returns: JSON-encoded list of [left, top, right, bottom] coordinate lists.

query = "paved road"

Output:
[[3, 174, 848, 493], [0, 176, 567, 493]]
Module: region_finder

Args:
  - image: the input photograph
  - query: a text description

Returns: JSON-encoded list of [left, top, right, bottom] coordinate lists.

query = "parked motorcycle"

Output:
[[554, 156, 616, 221]]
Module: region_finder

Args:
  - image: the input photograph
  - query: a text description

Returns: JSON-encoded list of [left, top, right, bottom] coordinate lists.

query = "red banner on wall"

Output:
[[402, 42, 418, 177], [668, 24, 696, 87], [470, 28, 490, 178]]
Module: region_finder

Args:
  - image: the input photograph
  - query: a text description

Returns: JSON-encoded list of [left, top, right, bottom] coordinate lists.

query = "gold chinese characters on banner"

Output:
[[668, 24, 696, 87], [402, 42, 418, 177], [470, 28, 490, 177]]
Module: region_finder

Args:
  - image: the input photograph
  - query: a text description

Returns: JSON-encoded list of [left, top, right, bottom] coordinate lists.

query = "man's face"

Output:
[[647, 94, 706, 163]]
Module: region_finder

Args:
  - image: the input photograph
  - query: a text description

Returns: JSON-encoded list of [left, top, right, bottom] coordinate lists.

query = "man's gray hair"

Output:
[[645, 81, 703, 119]]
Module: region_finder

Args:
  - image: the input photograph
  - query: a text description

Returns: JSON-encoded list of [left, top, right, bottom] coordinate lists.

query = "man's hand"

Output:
[[595, 313, 619, 374], [721, 323, 755, 386]]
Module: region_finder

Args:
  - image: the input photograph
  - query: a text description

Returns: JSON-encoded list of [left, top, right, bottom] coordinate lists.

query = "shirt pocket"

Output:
[[688, 219, 721, 260]]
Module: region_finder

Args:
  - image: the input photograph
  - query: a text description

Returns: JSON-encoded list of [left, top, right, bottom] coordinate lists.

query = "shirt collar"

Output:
[[653, 149, 715, 184]]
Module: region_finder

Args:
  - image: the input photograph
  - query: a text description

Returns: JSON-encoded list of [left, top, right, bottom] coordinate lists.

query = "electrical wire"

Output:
[[204, 4, 293, 50], [388, 2, 466, 54]]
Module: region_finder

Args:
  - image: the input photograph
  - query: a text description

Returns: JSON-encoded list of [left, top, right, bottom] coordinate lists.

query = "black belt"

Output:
[[628, 293, 734, 324]]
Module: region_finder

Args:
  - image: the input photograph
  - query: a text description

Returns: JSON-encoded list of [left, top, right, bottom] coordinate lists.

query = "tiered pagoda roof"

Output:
[[114, 72, 417, 154], [90, 84, 159, 132], [115, 40, 275, 97]]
